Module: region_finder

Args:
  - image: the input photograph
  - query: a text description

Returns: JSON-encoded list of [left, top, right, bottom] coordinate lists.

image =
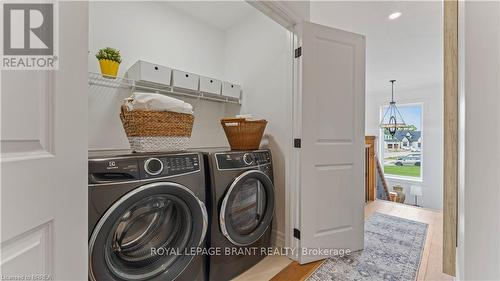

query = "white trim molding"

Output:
[[246, 1, 304, 30]]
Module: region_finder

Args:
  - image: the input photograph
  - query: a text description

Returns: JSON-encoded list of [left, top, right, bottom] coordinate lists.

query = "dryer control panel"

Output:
[[216, 150, 271, 170]]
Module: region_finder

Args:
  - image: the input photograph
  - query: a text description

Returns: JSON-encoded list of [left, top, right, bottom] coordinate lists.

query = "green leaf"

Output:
[[96, 47, 122, 63]]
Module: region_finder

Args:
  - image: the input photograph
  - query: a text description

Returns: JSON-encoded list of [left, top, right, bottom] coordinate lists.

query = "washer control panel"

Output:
[[89, 153, 201, 184], [144, 158, 163, 175], [141, 153, 200, 178], [243, 153, 255, 165], [88, 158, 140, 184], [216, 150, 271, 170]]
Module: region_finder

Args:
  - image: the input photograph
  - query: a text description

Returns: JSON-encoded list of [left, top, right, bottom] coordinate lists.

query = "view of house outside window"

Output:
[[380, 104, 422, 179]]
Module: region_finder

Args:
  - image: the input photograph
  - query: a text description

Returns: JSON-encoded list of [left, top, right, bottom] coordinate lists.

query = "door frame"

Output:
[[246, 1, 302, 31], [443, 0, 458, 276], [246, 0, 300, 259], [249, 1, 460, 269]]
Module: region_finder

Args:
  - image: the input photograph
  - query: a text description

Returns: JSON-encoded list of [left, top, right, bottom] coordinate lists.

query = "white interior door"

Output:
[[296, 22, 365, 264], [1, 2, 88, 280]]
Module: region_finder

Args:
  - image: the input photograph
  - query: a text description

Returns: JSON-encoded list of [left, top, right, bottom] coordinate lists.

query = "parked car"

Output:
[[411, 147, 421, 152], [395, 155, 421, 166]]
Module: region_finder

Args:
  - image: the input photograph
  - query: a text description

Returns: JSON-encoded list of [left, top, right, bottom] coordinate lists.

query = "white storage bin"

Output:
[[127, 60, 172, 86], [199, 76, 222, 95], [222, 82, 241, 99], [172, 70, 199, 91]]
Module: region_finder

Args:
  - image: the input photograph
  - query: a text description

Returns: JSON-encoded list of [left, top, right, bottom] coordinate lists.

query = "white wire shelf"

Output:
[[88, 72, 241, 104]]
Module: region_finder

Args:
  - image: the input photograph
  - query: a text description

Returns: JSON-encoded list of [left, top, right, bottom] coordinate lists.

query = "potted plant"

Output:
[[96, 47, 122, 78]]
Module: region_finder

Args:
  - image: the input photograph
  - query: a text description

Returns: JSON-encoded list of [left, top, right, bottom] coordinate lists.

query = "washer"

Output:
[[88, 151, 208, 281], [204, 149, 275, 281]]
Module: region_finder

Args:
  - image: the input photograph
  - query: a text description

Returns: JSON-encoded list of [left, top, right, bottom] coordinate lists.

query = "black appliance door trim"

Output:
[[219, 170, 275, 246], [89, 182, 207, 281]]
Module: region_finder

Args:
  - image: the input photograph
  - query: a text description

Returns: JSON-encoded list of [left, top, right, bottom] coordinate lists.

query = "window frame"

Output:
[[378, 102, 424, 182]]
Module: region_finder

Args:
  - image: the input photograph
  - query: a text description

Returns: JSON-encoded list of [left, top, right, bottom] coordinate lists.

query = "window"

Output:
[[380, 104, 423, 180], [402, 139, 409, 147]]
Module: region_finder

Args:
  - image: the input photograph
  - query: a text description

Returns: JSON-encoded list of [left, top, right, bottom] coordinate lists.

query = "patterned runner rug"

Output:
[[307, 212, 428, 281]]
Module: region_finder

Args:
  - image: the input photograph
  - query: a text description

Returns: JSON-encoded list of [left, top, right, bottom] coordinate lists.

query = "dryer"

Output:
[[88, 152, 208, 281], [204, 150, 275, 281]]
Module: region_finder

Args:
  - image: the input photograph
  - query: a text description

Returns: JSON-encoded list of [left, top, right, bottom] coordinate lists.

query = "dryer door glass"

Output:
[[228, 178, 267, 235], [220, 170, 275, 246], [89, 182, 207, 281]]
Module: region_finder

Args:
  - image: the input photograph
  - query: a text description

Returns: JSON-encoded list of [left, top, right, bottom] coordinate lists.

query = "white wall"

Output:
[[365, 84, 444, 210], [457, 1, 500, 280], [87, 2, 291, 247], [88, 1, 239, 150], [88, 1, 227, 79], [224, 10, 292, 247]]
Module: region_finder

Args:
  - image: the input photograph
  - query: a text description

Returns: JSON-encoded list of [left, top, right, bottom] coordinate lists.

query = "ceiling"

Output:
[[311, 1, 443, 94], [165, 1, 442, 94], [166, 1, 255, 31]]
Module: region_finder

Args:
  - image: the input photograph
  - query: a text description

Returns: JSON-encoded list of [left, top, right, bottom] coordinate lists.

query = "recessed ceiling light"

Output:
[[388, 12, 402, 20]]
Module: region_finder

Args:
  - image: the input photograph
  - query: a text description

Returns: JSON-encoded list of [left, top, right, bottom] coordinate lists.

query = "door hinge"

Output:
[[294, 138, 301, 148], [294, 47, 302, 58], [293, 228, 301, 240]]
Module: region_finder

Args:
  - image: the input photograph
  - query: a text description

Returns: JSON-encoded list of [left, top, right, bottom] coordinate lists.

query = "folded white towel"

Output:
[[126, 92, 193, 114], [236, 114, 259, 121], [236, 114, 253, 119]]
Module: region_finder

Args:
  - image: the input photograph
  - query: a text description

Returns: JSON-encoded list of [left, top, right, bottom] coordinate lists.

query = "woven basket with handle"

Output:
[[221, 118, 267, 150], [120, 105, 194, 152]]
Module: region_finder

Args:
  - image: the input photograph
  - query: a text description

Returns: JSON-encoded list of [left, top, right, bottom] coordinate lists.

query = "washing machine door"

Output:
[[219, 170, 275, 246], [89, 182, 208, 281]]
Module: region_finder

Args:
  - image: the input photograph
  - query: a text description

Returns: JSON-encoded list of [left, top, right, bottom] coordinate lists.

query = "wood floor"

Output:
[[234, 200, 454, 281], [233, 255, 293, 281]]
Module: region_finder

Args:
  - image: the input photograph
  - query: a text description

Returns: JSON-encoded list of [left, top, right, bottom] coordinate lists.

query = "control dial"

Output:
[[243, 153, 255, 165], [144, 158, 163, 176]]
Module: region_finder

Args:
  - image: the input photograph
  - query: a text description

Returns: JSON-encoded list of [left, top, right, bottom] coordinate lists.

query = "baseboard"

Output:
[[272, 229, 285, 248]]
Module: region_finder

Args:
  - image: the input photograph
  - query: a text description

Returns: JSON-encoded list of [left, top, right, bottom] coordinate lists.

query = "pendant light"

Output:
[[380, 80, 406, 136]]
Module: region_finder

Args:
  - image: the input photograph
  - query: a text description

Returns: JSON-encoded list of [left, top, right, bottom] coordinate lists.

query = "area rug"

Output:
[[307, 212, 428, 281]]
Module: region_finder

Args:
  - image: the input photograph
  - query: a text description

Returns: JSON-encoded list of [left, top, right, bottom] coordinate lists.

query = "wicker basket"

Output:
[[120, 105, 194, 152], [221, 118, 267, 150]]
